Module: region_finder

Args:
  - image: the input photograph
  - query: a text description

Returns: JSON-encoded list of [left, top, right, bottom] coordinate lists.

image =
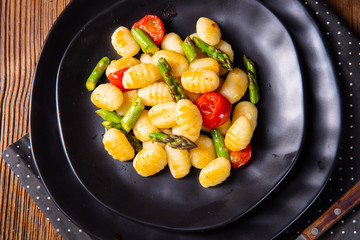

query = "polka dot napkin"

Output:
[[2, 0, 360, 239]]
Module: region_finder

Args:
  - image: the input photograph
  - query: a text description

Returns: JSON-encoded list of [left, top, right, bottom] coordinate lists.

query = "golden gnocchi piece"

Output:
[[196, 17, 221, 46], [103, 128, 134, 161], [199, 157, 231, 188], [139, 53, 154, 64], [111, 26, 140, 58], [189, 58, 220, 74], [116, 90, 138, 116], [190, 135, 217, 169], [171, 126, 200, 143], [91, 83, 123, 111], [181, 69, 220, 94], [175, 99, 203, 136], [133, 144, 167, 177], [148, 102, 177, 128], [137, 82, 174, 106], [132, 110, 158, 142], [225, 116, 253, 151], [232, 101, 258, 132], [105, 57, 141, 77], [152, 50, 189, 77], [160, 33, 185, 55], [122, 63, 161, 89], [220, 68, 249, 104], [165, 145, 191, 179]]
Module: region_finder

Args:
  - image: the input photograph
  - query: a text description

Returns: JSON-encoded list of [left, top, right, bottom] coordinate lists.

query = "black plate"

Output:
[[30, 0, 341, 239], [55, 0, 304, 231]]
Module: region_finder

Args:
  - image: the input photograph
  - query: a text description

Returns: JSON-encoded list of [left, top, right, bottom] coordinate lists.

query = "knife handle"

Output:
[[299, 181, 360, 240]]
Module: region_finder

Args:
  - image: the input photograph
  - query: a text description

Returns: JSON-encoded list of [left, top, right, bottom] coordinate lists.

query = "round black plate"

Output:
[[29, 0, 341, 239], [56, 0, 304, 231]]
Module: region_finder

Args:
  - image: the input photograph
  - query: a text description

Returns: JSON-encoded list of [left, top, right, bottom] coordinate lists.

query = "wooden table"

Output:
[[0, 0, 359, 239]]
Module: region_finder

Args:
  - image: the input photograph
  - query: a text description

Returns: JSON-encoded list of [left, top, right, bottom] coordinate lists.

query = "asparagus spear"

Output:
[[86, 57, 110, 91], [210, 128, 230, 160], [192, 37, 233, 72], [95, 109, 122, 123], [181, 36, 197, 62], [157, 57, 187, 102], [243, 55, 260, 104], [131, 28, 159, 55], [102, 121, 142, 153], [149, 131, 197, 150], [120, 96, 145, 132]]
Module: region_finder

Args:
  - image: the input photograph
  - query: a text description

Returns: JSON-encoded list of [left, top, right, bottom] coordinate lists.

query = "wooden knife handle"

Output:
[[299, 181, 360, 240]]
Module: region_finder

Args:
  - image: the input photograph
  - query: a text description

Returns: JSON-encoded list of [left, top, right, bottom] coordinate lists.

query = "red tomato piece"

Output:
[[195, 92, 231, 129], [107, 67, 130, 91], [132, 15, 165, 46], [229, 144, 252, 168]]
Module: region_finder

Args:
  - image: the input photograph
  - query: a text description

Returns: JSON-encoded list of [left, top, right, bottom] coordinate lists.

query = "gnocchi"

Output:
[[105, 57, 141, 77], [199, 157, 231, 188], [160, 33, 185, 55], [111, 26, 140, 58], [196, 17, 221, 46], [181, 69, 220, 94], [232, 101, 258, 132], [220, 68, 249, 104], [225, 116, 253, 151], [175, 99, 203, 136], [190, 135, 217, 169], [103, 128, 134, 161], [133, 144, 167, 177], [152, 50, 189, 77], [122, 63, 161, 89], [137, 81, 174, 106], [148, 102, 177, 128], [165, 145, 191, 179], [91, 83, 123, 111], [132, 110, 158, 142]]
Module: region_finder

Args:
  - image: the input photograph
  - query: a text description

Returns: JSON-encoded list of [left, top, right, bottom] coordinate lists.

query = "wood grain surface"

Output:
[[0, 0, 359, 239]]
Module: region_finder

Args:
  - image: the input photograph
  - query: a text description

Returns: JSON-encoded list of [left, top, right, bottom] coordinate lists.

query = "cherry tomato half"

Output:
[[132, 15, 165, 46], [195, 92, 231, 129], [229, 144, 252, 168], [107, 67, 130, 92]]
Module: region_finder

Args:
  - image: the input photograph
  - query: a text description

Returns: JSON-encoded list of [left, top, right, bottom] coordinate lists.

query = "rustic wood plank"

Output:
[[0, 0, 70, 239]]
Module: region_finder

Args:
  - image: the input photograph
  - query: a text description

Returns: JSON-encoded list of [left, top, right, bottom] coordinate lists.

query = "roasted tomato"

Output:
[[107, 67, 130, 91], [132, 15, 165, 46], [229, 144, 252, 168], [195, 92, 231, 129]]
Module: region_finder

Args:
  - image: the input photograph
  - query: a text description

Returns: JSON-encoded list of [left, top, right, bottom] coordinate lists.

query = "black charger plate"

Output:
[[29, 0, 341, 239], [56, 0, 304, 231]]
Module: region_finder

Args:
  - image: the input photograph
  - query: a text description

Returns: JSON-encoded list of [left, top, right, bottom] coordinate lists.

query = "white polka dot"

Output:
[[57, 218, 60, 221], [67, 229, 71, 232], [79, 229, 82, 233], [37, 185, 40, 189], [36, 196, 40, 200], [56, 229, 59, 232], [46, 207, 50, 211]]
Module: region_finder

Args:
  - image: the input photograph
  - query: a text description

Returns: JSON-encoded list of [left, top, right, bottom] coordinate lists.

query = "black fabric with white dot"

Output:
[[2, 0, 360, 239], [2, 135, 92, 240]]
